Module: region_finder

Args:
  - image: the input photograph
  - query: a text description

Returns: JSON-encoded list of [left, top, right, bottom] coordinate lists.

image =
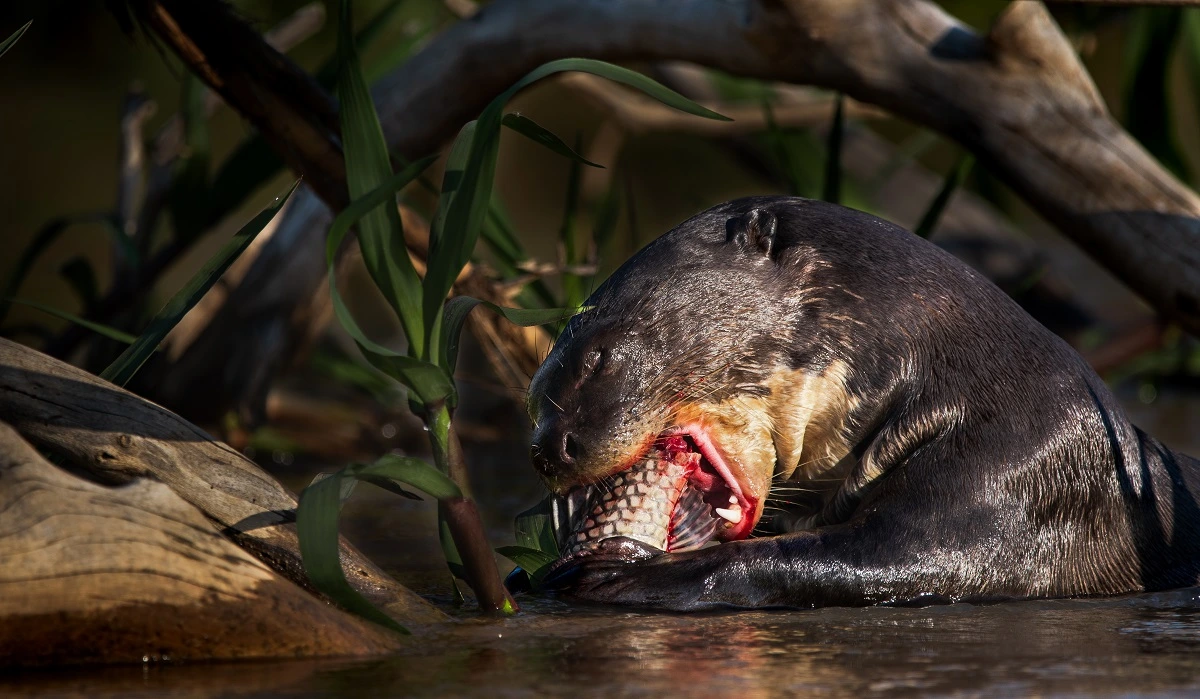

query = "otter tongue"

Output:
[[563, 448, 717, 555]]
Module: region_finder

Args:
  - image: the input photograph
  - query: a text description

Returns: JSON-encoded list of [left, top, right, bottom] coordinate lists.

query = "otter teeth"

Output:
[[714, 506, 742, 524]]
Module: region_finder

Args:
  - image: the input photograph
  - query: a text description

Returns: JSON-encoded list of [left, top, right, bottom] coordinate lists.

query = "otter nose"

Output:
[[531, 425, 579, 477]]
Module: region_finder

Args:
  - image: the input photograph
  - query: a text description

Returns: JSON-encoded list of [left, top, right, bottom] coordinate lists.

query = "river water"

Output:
[[4, 389, 1200, 697]]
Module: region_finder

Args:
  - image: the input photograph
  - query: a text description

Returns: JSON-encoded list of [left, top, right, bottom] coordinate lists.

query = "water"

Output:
[[9, 592, 1200, 697], [3, 388, 1199, 696]]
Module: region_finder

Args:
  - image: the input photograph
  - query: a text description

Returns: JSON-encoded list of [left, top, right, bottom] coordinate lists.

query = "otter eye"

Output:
[[580, 347, 606, 378]]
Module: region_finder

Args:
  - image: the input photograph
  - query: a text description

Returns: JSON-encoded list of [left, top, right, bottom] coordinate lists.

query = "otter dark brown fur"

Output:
[[527, 195, 1200, 610]]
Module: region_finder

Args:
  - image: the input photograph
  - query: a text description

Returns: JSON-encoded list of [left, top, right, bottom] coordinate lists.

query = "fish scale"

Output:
[[564, 448, 718, 555]]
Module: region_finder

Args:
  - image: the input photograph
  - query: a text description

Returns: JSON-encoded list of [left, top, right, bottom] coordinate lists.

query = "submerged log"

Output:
[[0, 338, 445, 627], [0, 422, 402, 666]]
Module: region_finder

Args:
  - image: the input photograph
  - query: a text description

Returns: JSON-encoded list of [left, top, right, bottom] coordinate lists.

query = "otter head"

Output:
[[528, 200, 856, 541]]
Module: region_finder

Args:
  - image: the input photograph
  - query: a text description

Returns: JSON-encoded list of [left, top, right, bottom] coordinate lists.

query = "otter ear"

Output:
[[725, 209, 778, 258]]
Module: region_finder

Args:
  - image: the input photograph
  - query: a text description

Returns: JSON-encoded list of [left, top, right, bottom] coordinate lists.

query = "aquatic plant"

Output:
[[291, 0, 728, 628]]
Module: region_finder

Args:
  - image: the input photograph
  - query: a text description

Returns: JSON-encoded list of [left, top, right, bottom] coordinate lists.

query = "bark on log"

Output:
[[0, 338, 445, 626], [0, 422, 401, 666]]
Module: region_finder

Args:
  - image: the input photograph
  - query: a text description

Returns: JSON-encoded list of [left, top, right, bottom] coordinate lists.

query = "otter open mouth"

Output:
[[555, 430, 759, 555]]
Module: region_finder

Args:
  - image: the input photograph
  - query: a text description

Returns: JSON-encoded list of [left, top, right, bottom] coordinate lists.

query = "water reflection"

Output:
[[4, 390, 1200, 696], [300, 592, 1200, 697]]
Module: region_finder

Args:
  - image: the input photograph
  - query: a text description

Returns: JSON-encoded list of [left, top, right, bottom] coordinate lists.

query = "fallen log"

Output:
[[0, 421, 402, 666], [0, 337, 445, 627]]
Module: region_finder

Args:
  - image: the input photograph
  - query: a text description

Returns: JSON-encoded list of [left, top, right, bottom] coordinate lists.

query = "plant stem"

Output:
[[427, 403, 516, 614]]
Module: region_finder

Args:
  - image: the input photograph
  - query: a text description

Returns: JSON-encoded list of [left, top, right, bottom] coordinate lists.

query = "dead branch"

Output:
[[0, 421, 401, 666], [0, 338, 446, 627], [360, 0, 1200, 337]]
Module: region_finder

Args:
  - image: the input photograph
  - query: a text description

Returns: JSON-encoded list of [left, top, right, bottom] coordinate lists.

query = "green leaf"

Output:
[[323, 155, 447, 404], [440, 296, 583, 373], [59, 256, 99, 309], [0, 20, 31, 60], [361, 351, 456, 408], [823, 93, 844, 205], [100, 182, 298, 386], [337, 0, 425, 356], [308, 471, 360, 509], [1123, 8, 1188, 179], [496, 546, 557, 588], [514, 496, 559, 556], [295, 454, 461, 632], [327, 154, 439, 254], [0, 214, 134, 327], [316, 0, 421, 88], [6, 298, 138, 345], [502, 113, 603, 168], [914, 155, 973, 239], [423, 59, 729, 360]]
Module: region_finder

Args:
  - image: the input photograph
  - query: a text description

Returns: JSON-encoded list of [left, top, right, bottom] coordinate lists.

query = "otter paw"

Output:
[[542, 537, 716, 610]]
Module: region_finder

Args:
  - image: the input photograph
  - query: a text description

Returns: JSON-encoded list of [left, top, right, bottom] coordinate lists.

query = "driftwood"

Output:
[[0, 338, 445, 627], [0, 421, 401, 666]]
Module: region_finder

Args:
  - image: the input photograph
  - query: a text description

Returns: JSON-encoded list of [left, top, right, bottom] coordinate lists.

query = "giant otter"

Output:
[[525, 196, 1200, 611]]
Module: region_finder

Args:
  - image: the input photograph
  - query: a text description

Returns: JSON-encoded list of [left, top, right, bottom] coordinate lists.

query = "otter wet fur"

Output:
[[526, 195, 1200, 611]]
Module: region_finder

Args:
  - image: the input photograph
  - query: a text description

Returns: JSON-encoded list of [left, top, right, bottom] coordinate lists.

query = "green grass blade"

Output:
[[328, 154, 439, 253], [296, 453, 462, 632], [352, 455, 462, 499], [440, 296, 583, 373], [296, 470, 409, 634], [325, 283, 457, 406], [323, 155, 441, 401], [337, 0, 425, 355], [1123, 7, 1188, 179], [514, 497, 559, 556], [6, 298, 139, 345], [0, 20, 31, 60], [361, 351, 456, 407], [495, 545, 557, 588], [100, 182, 298, 386], [502, 114, 603, 168], [423, 59, 729, 357], [823, 94, 844, 205], [914, 155, 973, 239]]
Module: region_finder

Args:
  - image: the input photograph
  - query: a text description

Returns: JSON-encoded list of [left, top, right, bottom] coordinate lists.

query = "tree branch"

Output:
[[363, 0, 1200, 336]]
